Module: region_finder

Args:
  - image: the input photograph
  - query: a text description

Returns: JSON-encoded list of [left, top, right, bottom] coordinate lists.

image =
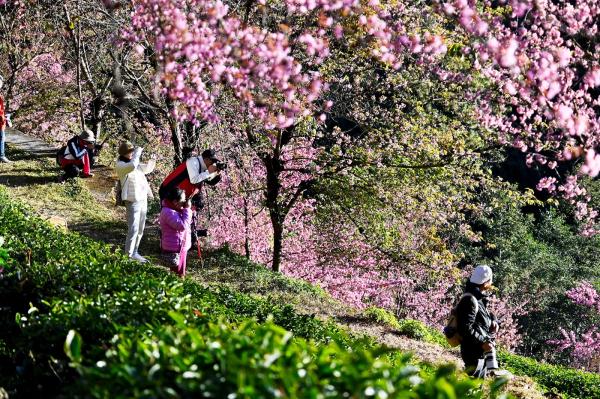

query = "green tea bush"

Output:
[[498, 351, 600, 399], [0, 188, 485, 398], [364, 306, 402, 329], [67, 315, 482, 399], [395, 319, 449, 348]]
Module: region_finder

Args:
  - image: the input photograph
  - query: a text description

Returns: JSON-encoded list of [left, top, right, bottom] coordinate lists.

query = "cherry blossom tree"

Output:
[[0, 1, 77, 139]]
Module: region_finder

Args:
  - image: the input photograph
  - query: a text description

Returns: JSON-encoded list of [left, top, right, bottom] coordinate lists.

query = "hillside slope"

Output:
[[1, 139, 597, 398]]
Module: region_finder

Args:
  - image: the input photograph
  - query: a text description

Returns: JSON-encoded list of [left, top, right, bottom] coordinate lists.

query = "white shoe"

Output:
[[131, 253, 148, 263], [488, 369, 513, 379], [0, 156, 11, 163]]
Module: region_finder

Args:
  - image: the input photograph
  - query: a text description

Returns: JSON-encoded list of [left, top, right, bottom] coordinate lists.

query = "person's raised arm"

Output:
[[115, 159, 135, 175], [68, 138, 87, 159], [186, 157, 211, 184], [131, 147, 143, 168], [140, 158, 156, 175]]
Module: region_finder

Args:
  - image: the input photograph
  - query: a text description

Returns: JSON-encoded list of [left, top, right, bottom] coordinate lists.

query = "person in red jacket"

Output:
[[158, 148, 224, 201], [0, 76, 10, 163]]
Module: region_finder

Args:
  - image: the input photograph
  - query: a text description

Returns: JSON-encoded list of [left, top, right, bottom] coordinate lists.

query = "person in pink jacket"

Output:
[[159, 188, 192, 276]]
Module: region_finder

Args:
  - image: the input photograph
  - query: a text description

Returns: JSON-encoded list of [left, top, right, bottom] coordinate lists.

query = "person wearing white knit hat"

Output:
[[470, 264, 493, 285], [456, 264, 511, 379]]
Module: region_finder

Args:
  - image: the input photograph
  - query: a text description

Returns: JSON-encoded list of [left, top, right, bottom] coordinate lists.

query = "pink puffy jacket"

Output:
[[160, 202, 192, 253]]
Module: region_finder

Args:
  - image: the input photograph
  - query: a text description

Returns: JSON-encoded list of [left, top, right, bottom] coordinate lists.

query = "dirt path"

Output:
[[1, 129, 546, 398]]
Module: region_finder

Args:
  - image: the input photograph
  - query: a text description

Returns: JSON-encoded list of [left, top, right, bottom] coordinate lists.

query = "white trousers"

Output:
[[125, 199, 147, 257]]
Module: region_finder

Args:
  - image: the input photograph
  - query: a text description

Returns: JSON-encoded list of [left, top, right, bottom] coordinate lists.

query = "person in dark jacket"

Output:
[[457, 265, 511, 378]]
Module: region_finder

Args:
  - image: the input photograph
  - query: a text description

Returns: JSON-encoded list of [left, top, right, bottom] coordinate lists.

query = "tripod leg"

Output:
[[196, 238, 204, 267]]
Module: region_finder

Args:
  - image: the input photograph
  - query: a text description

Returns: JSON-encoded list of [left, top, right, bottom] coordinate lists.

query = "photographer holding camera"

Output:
[[57, 128, 98, 181], [159, 148, 225, 254], [159, 148, 225, 202]]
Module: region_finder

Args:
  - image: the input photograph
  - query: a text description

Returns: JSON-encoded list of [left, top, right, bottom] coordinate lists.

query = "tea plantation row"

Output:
[[0, 188, 488, 398]]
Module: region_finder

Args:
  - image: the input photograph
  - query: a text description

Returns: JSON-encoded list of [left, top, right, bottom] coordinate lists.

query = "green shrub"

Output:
[[395, 319, 449, 348], [362, 309, 449, 348], [364, 306, 402, 329], [67, 315, 483, 399]]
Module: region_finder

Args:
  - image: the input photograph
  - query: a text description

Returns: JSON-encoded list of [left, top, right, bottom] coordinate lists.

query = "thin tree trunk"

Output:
[[243, 197, 251, 258], [63, 4, 85, 130], [165, 99, 183, 165], [170, 119, 183, 165]]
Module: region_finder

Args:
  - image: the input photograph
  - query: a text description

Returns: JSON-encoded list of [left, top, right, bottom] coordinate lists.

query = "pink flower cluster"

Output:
[[549, 281, 600, 372], [125, 0, 326, 129], [441, 0, 600, 233], [9, 53, 77, 142]]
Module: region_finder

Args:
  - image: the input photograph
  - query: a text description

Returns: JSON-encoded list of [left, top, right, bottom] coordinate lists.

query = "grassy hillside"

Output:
[[1, 144, 598, 398]]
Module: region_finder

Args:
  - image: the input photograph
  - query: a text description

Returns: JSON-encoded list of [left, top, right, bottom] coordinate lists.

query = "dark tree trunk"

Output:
[[171, 120, 183, 166], [271, 217, 283, 272], [263, 153, 284, 272], [165, 99, 183, 165], [87, 97, 106, 141]]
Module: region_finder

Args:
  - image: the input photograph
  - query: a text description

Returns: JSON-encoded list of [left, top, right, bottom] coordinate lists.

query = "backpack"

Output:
[[443, 293, 479, 347]]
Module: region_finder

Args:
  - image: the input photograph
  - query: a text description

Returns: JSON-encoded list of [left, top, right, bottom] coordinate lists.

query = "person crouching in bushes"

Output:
[[159, 187, 192, 276], [115, 141, 155, 263], [57, 128, 96, 181], [457, 265, 511, 378]]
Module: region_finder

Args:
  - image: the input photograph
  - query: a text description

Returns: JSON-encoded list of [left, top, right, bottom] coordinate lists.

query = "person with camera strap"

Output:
[[158, 148, 224, 201], [158, 148, 225, 264]]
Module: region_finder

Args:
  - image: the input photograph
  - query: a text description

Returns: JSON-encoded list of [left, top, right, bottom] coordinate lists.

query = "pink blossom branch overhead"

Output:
[[440, 0, 600, 232]]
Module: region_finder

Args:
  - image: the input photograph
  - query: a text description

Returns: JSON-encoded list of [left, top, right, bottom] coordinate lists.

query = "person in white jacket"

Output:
[[115, 141, 156, 262]]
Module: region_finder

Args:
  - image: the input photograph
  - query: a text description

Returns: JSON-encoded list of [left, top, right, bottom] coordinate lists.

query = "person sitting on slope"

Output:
[[57, 128, 97, 181]]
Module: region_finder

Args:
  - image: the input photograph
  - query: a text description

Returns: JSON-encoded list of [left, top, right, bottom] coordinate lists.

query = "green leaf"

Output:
[[64, 330, 82, 363], [168, 311, 186, 326]]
